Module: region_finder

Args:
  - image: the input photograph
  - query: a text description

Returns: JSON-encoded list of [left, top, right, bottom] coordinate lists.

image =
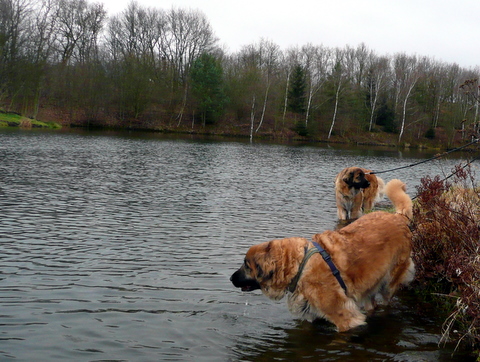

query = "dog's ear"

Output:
[[252, 241, 276, 281], [255, 262, 274, 281], [312, 233, 321, 243], [265, 241, 273, 253], [343, 171, 354, 184], [254, 250, 275, 281], [255, 263, 273, 282]]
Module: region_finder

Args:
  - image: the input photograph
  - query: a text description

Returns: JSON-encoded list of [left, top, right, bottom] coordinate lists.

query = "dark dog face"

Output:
[[230, 238, 310, 300], [230, 240, 277, 293], [230, 258, 262, 292], [343, 168, 370, 190]]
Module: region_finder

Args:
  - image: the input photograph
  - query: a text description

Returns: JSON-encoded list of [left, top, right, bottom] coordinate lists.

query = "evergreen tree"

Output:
[[190, 53, 227, 125], [287, 64, 307, 114], [376, 98, 396, 133]]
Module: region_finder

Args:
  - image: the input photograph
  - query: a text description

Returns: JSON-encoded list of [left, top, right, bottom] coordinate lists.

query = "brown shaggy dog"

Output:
[[335, 167, 385, 220], [231, 179, 414, 332]]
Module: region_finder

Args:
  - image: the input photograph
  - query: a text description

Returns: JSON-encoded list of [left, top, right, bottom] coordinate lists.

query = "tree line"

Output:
[[1, 0, 479, 144]]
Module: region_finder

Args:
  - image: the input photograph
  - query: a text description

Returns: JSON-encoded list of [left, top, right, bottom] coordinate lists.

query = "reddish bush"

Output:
[[411, 163, 480, 349]]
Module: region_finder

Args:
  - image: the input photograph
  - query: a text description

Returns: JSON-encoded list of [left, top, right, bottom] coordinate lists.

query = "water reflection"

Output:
[[229, 291, 476, 361], [0, 129, 476, 361]]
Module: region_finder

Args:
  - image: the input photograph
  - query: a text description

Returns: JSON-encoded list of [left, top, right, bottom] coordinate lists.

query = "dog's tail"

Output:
[[384, 179, 413, 220], [375, 176, 386, 202]]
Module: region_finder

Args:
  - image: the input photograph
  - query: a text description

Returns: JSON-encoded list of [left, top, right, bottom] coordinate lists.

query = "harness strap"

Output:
[[287, 247, 318, 293], [287, 243, 348, 295], [312, 241, 348, 294]]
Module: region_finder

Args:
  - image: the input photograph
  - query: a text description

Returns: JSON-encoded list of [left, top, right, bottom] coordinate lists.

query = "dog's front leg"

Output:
[[350, 192, 364, 219]]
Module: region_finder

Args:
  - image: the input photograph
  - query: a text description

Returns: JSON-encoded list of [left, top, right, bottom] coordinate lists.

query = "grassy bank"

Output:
[[0, 111, 61, 129], [411, 163, 480, 355]]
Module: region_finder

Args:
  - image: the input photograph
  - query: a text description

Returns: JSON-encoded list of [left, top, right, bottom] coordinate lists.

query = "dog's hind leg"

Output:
[[381, 258, 415, 303], [393, 258, 415, 289], [314, 294, 366, 332], [328, 299, 366, 332]]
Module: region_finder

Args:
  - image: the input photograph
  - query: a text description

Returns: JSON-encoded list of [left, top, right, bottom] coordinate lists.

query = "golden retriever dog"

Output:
[[231, 179, 414, 332], [335, 167, 385, 220]]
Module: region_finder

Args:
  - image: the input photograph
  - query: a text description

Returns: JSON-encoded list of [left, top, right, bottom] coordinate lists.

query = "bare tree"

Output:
[[366, 55, 390, 131], [233, 42, 265, 136], [106, 2, 165, 64], [393, 53, 423, 142], [53, 0, 106, 65], [249, 94, 255, 141], [459, 76, 480, 136], [0, 0, 33, 108], [0, 0, 32, 62], [328, 47, 351, 139], [255, 38, 279, 133], [353, 43, 370, 88], [24, 0, 60, 117], [163, 8, 216, 81], [28, 0, 58, 63], [281, 46, 301, 125], [302, 44, 331, 127], [76, 2, 106, 63], [158, 7, 217, 122], [55, 0, 85, 64]]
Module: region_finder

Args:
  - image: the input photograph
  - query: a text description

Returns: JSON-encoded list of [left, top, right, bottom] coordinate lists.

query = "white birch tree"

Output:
[[255, 39, 279, 133], [366, 55, 390, 131], [302, 44, 330, 127], [393, 54, 423, 142], [281, 46, 301, 125], [327, 48, 350, 139]]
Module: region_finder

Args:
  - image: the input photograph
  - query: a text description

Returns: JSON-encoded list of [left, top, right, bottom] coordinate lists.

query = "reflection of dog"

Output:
[[231, 179, 414, 332], [335, 167, 385, 220]]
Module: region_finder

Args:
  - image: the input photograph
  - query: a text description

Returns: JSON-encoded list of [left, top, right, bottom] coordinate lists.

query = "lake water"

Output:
[[0, 129, 477, 361]]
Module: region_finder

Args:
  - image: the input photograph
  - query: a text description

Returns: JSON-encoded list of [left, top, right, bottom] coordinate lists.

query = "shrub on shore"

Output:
[[411, 163, 480, 351]]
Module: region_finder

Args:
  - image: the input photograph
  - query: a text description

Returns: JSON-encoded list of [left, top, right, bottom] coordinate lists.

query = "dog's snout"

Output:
[[230, 267, 261, 291], [230, 269, 241, 286]]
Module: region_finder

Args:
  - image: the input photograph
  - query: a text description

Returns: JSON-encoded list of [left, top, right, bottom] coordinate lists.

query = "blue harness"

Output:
[[287, 242, 348, 294], [312, 241, 348, 293]]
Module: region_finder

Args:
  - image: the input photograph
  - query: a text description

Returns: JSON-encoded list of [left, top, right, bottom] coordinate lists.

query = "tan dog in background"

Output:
[[335, 167, 385, 220], [231, 179, 414, 332]]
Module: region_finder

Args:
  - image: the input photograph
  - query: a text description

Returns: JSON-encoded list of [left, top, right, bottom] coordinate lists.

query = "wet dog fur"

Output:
[[231, 179, 414, 332], [335, 167, 385, 220]]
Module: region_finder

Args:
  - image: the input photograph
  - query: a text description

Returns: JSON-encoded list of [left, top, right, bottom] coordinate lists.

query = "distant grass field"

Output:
[[0, 112, 61, 129]]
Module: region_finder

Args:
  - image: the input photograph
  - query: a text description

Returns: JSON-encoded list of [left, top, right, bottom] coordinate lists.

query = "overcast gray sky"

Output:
[[101, 0, 480, 69]]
